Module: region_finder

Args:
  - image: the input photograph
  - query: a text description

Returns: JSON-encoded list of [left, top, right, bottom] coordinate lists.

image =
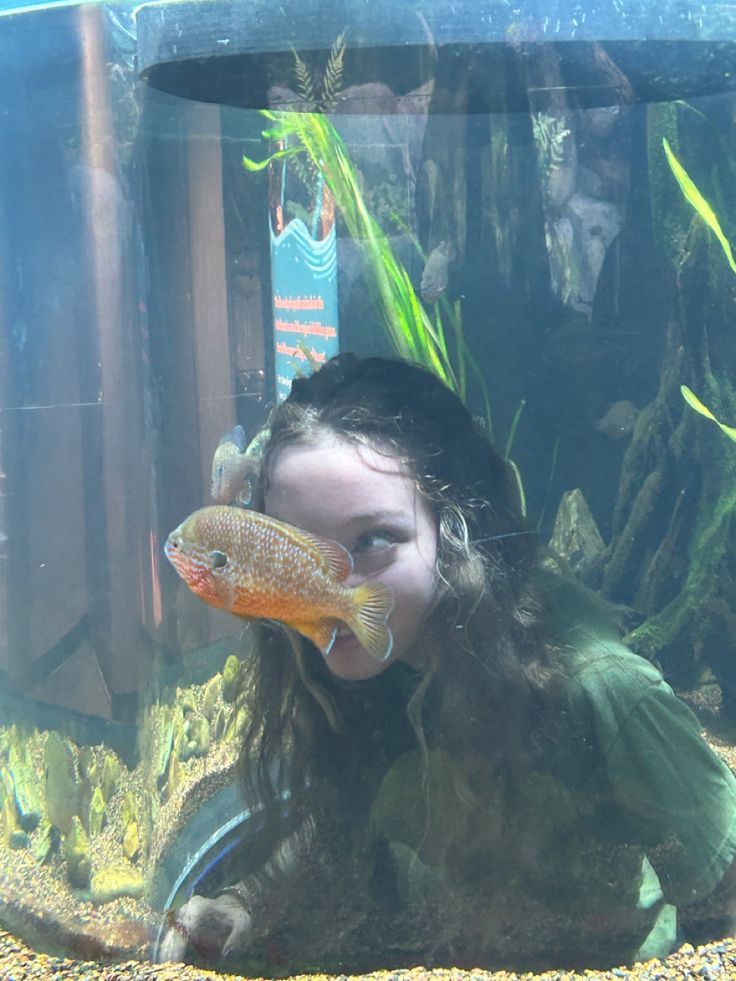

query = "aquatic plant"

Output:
[[293, 32, 346, 114], [531, 112, 571, 174], [244, 111, 460, 392], [663, 137, 736, 433], [680, 384, 736, 443], [663, 138, 736, 274], [285, 33, 346, 202]]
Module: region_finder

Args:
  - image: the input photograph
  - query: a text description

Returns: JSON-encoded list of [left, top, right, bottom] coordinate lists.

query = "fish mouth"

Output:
[[164, 534, 185, 570]]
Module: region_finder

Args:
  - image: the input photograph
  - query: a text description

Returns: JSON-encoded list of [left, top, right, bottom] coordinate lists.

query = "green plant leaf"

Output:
[[680, 384, 736, 443], [242, 146, 302, 172], [663, 137, 736, 275]]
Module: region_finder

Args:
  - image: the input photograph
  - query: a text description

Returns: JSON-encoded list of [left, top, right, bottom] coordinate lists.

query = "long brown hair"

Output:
[[235, 355, 565, 843]]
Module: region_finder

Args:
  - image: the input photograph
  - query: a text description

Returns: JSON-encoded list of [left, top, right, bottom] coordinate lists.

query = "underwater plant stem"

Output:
[[504, 398, 526, 460], [536, 435, 559, 532]]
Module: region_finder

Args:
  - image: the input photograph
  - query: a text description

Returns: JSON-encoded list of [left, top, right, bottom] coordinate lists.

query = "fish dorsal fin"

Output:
[[219, 425, 247, 451], [299, 532, 353, 581]]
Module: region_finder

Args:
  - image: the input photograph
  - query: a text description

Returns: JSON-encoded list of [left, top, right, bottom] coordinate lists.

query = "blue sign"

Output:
[[270, 215, 339, 400]]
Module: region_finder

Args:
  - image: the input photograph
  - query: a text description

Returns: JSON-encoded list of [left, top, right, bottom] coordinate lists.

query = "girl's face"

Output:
[[265, 435, 439, 681]]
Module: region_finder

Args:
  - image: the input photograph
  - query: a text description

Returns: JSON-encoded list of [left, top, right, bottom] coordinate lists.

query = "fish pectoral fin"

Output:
[[300, 534, 353, 581], [235, 477, 253, 508], [346, 581, 395, 661], [293, 619, 338, 657]]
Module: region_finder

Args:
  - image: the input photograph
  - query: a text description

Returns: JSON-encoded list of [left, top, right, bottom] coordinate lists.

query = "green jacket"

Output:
[[368, 631, 736, 969]]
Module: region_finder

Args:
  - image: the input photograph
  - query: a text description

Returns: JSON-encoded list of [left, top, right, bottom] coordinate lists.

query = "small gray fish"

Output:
[[595, 400, 639, 440], [420, 241, 456, 304], [211, 425, 257, 506]]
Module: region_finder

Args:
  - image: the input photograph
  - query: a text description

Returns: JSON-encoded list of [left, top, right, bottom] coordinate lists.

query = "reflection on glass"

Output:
[[3, 1, 736, 978]]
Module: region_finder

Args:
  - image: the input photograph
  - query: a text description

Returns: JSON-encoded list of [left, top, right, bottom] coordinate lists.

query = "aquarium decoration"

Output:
[[245, 112, 459, 390], [531, 112, 571, 174], [240, 35, 510, 437], [256, 38, 348, 400], [244, 110, 531, 516]]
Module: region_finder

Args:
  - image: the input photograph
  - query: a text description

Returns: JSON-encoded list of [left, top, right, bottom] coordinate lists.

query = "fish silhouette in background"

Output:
[[165, 505, 394, 660], [594, 400, 639, 440], [211, 425, 258, 506], [420, 240, 456, 304]]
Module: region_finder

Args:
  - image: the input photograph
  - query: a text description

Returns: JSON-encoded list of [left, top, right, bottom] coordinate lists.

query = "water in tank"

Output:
[[3, 1, 736, 978]]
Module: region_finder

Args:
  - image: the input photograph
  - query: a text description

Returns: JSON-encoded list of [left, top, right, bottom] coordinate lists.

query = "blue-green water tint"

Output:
[[3, 0, 736, 975]]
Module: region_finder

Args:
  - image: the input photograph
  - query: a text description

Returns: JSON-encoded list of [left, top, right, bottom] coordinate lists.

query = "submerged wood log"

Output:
[[589, 220, 736, 713]]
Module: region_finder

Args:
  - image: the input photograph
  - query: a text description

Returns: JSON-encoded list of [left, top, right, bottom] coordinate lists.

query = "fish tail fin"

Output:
[[346, 582, 395, 661]]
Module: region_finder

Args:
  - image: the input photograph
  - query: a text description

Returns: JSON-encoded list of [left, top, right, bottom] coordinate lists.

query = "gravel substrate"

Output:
[[1, 927, 736, 981], [2, 684, 736, 981]]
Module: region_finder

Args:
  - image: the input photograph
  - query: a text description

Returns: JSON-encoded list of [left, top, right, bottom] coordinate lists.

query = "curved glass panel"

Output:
[[2, 2, 736, 979]]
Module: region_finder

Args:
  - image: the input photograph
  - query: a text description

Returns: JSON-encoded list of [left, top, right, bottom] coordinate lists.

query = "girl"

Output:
[[160, 354, 736, 973]]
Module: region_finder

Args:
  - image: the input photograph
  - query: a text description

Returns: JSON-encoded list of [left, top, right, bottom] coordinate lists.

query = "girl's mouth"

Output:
[[331, 627, 361, 652]]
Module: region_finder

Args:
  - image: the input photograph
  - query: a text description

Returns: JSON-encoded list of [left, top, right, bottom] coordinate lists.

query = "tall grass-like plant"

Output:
[[664, 137, 736, 437], [244, 110, 529, 511], [244, 111, 460, 393]]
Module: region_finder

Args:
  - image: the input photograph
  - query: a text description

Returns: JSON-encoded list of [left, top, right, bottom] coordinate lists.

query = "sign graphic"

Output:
[[270, 218, 338, 400]]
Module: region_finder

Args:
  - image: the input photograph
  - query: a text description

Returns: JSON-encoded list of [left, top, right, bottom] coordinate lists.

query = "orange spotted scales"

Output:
[[165, 505, 394, 659]]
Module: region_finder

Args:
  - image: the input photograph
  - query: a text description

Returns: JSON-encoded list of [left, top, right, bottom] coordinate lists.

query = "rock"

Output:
[[183, 715, 210, 759], [78, 775, 93, 833], [171, 705, 187, 762], [165, 749, 180, 801], [100, 753, 120, 802], [177, 688, 198, 717], [89, 864, 144, 904], [8, 828, 31, 851], [121, 791, 138, 828], [88, 786, 106, 837], [63, 815, 92, 889], [44, 731, 80, 835], [77, 746, 94, 779], [8, 740, 43, 832], [221, 654, 240, 703], [31, 819, 59, 864], [122, 820, 139, 862], [549, 488, 606, 578], [224, 706, 247, 742], [152, 705, 174, 788], [202, 674, 221, 720], [9, 830, 31, 850], [0, 768, 18, 844], [213, 706, 227, 742]]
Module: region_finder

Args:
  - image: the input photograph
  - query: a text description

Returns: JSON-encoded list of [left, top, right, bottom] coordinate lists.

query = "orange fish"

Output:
[[164, 505, 394, 660]]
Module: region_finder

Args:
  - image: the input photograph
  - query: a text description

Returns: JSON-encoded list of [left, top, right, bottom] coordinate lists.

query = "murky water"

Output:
[[3, 1, 736, 977]]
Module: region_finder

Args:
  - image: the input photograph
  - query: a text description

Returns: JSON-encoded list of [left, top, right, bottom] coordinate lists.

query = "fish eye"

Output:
[[211, 550, 228, 569]]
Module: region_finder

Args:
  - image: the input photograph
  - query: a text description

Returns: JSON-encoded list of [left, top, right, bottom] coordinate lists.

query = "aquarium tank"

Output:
[[6, 0, 736, 978]]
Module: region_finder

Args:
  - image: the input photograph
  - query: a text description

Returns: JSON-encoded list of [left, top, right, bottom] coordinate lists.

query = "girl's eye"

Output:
[[353, 529, 397, 554], [211, 550, 228, 569]]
